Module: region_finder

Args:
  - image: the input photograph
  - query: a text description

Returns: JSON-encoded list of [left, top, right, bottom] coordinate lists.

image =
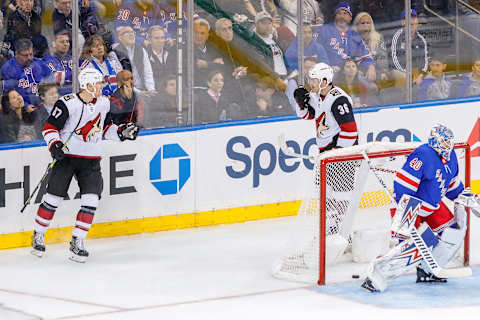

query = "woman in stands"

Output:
[[194, 70, 243, 124], [81, 34, 123, 97], [0, 89, 36, 143], [336, 59, 374, 107], [353, 12, 390, 88]]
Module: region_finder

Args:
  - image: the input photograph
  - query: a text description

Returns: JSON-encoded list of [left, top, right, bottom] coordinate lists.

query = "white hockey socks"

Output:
[[34, 194, 63, 234], [72, 194, 98, 239]]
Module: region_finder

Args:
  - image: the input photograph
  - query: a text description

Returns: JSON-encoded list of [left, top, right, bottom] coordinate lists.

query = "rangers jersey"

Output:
[[314, 23, 373, 72], [1, 57, 51, 106], [42, 94, 120, 158], [296, 86, 358, 150], [43, 53, 73, 95], [394, 144, 464, 217]]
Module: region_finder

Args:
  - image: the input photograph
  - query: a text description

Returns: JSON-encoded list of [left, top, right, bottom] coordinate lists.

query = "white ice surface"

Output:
[[0, 216, 479, 320]]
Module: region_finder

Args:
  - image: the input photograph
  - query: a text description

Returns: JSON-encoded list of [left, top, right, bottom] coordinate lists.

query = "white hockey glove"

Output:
[[118, 123, 139, 141], [454, 188, 480, 218]]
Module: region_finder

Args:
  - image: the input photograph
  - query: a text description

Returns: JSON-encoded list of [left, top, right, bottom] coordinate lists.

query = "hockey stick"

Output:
[[20, 132, 74, 213], [278, 134, 315, 160], [361, 151, 472, 278]]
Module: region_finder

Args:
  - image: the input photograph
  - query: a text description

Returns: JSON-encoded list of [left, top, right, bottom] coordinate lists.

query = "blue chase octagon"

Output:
[[149, 143, 191, 195]]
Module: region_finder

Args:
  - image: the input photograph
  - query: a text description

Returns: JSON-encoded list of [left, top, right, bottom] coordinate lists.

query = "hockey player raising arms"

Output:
[[362, 124, 480, 292], [31, 68, 139, 263], [293, 62, 358, 152]]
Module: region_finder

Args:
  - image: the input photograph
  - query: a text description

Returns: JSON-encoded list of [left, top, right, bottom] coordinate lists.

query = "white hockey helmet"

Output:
[[78, 68, 104, 94], [308, 62, 334, 90]]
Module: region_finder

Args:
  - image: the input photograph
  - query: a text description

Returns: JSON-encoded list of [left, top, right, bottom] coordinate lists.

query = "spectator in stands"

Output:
[[145, 26, 176, 91], [456, 58, 480, 97], [418, 55, 452, 101], [144, 74, 186, 128], [1, 38, 50, 108], [193, 18, 224, 87], [213, 18, 248, 82], [0, 88, 35, 142], [52, 0, 104, 46], [246, 76, 290, 118], [114, 0, 164, 47], [109, 70, 144, 127], [314, 2, 376, 82], [81, 34, 123, 97], [353, 12, 389, 86], [254, 11, 288, 83], [114, 25, 155, 93], [285, 22, 329, 74], [277, 0, 324, 35], [42, 30, 73, 95], [0, 12, 13, 67], [4, 0, 46, 56], [33, 83, 58, 140], [194, 70, 242, 124], [388, 9, 429, 88], [336, 59, 373, 107]]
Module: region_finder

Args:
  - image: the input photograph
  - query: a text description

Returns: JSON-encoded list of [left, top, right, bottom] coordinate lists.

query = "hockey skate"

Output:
[[416, 265, 447, 283], [31, 231, 45, 257], [360, 277, 379, 292], [69, 236, 89, 263]]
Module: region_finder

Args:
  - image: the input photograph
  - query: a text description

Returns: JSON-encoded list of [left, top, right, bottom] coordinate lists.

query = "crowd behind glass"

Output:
[[1, 0, 480, 144]]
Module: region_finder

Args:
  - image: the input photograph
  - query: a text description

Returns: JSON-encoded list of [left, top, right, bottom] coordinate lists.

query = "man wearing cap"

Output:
[[314, 2, 376, 82], [254, 11, 288, 80], [389, 8, 429, 88]]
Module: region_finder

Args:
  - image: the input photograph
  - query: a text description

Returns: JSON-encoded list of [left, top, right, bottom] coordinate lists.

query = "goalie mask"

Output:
[[308, 63, 334, 90], [78, 68, 105, 96], [428, 124, 454, 161]]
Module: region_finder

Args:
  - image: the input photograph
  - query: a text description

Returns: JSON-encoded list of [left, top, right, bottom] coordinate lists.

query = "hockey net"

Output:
[[272, 142, 470, 285]]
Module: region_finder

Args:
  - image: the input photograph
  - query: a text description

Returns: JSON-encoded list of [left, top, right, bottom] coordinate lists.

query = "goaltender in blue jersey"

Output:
[[362, 124, 480, 292]]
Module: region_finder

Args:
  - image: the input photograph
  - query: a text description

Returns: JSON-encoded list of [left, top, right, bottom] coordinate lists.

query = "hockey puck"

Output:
[[352, 274, 360, 279]]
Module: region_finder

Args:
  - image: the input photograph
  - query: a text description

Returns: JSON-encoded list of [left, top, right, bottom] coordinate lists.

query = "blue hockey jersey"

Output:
[[313, 23, 373, 72], [393, 144, 464, 217], [42, 54, 73, 95], [115, 0, 176, 46], [1, 57, 51, 106]]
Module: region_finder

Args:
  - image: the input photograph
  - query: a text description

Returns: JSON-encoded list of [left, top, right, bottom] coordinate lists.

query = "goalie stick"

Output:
[[361, 150, 472, 279]]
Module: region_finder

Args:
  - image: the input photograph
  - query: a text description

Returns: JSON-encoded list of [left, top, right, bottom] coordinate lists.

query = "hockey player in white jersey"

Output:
[[31, 68, 139, 263], [293, 62, 358, 152], [361, 124, 480, 292]]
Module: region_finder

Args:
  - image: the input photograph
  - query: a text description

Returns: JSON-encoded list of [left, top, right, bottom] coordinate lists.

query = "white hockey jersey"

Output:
[[42, 94, 120, 158], [296, 86, 358, 150]]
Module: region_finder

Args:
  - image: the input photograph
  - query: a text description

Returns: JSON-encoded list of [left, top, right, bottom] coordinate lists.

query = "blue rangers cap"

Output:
[[401, 9, 417, 19], [335, 2, 352, 17]]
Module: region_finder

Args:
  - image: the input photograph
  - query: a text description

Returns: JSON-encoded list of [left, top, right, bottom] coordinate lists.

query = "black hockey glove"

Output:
[[50, 141, 65, 161], [293, 86, 310, 109], [118, 123, 139, 141]]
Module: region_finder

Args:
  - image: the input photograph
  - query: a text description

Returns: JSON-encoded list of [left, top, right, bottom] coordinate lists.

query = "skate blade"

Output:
[[31, 249, 45, 258], [69, 254, 87, 263]]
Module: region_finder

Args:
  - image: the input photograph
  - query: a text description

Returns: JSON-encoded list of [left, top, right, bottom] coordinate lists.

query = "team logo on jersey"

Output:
[[75, 113, 101, 142], [316, 112, 329, 137]]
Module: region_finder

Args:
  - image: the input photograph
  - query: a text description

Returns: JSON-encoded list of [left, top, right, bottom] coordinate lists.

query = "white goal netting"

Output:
[[272, 142, 469, 284]]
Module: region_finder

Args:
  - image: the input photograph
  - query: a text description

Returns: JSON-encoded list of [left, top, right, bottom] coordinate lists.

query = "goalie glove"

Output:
[[293, 86, 310, 109], [118, 123, 139, 141], [454, 188, 480, 218]]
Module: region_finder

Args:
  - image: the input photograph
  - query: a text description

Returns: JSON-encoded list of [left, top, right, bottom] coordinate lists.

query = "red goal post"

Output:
[[316, 142, 471, 285]]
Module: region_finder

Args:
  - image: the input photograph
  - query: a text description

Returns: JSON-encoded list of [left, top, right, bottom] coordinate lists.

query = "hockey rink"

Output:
[[0, 216, 479, 320]]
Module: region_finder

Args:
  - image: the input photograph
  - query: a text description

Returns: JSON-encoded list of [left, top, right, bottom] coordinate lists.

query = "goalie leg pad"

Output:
[[432, 225, 466, 267], [363, 223, 438, 292], [391, 195, 422, 238]]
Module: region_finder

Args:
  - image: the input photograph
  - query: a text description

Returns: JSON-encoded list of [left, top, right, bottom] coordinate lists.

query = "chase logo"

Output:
[[367, 128, 421, 142], [149, 144, 190, 195]]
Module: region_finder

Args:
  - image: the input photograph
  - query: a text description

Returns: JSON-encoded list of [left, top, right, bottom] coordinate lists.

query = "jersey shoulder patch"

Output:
[[329, 88, 342, 97], [63, 94, 75, 101]]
